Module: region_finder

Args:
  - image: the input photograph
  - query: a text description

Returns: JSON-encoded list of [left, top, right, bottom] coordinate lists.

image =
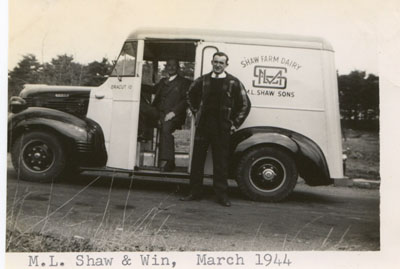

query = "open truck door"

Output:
[[87, 41, 143, 170]]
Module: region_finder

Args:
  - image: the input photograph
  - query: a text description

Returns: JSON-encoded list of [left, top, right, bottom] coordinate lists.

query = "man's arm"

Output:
[[232, 80, 251, 129], [151, 80, 162, 108], [171, 78, 192, 117], [187, 77, 203, 113]]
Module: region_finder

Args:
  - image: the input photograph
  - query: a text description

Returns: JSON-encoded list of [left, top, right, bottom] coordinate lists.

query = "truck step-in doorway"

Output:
[[135, 40, 197, 175]]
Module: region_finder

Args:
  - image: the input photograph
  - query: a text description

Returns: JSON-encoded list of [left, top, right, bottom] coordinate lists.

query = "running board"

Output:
[[80, 166, 191, 179]]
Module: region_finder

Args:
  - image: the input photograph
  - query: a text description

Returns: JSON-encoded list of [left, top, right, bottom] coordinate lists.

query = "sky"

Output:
[[7, 0, 386, 75]]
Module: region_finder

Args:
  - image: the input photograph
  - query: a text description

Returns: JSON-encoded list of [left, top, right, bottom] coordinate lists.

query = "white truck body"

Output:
[[87, 28, 343, 180], [10, 28, 343, 201]]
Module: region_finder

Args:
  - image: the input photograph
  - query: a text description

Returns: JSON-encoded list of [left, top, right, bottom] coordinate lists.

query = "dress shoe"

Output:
[[180, 194, 202, 201], [159, 160, 175, 172], [217, 197, 231, 207]]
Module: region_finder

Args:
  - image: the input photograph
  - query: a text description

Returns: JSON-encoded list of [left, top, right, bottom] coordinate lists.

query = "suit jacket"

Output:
[[187, 72, 251, 131], [152, 75, 192, 127]]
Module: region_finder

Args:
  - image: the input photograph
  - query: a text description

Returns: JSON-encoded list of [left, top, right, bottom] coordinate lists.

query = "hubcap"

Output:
[[22, 140, 54, 173], [249, 157, 286, 193], [262, 168, 277, 181]]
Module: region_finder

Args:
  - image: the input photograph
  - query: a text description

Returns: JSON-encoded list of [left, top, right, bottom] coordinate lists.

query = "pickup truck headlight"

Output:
[[9, 96, 27, 113]]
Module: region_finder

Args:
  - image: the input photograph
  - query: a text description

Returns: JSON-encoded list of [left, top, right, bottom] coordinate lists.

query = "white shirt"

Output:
[[168, 74, 178, 81], [211, 72, 227, 78]]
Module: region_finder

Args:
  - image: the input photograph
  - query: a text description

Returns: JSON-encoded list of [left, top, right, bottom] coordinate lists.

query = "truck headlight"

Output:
[[9, 96, 27, 113]]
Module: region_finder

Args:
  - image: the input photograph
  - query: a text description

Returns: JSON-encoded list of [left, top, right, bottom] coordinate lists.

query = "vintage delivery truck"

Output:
[[8, 28, 344, 202]]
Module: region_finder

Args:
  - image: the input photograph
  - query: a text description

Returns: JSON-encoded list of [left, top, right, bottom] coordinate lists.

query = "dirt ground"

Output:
[[6, 175, 379, 252], [5, 128, 380, 252]]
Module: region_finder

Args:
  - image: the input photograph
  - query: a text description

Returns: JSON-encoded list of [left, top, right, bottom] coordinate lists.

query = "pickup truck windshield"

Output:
[[111, 41, 137, 77]]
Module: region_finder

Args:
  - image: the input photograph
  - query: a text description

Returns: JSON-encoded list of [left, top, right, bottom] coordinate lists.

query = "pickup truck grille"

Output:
[[24, 97, 89, 117]]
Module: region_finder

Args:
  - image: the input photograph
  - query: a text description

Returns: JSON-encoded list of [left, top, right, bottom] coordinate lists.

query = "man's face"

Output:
[[211, 55, 228, 74], [165, 60, 179, 76]]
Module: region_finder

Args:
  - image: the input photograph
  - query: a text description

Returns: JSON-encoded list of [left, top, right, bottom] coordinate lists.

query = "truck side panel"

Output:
[[321, 51, 343, 179], [202, 42, 342, 179]]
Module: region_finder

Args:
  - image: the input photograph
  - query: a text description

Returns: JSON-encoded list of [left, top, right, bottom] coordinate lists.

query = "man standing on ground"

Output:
[[152, 59, 192, 172], [181, 52, 251, 206]]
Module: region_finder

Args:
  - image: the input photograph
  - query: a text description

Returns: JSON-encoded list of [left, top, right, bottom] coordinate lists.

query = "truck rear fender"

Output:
[[232, 127, 332, 186]]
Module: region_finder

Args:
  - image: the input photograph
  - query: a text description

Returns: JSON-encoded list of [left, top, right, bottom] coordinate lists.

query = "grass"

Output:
[[6, 229, 96, 252], [342, 128, 380, 179], [6, 203, 178, 252], [6, 174, 179, 252]]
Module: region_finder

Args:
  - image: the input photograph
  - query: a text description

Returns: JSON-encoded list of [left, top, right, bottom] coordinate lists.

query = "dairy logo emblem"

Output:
[[253, 66, 287, 89]]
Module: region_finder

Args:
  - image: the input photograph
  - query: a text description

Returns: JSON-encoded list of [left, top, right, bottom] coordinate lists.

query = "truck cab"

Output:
[[8, 28, 343, 202]]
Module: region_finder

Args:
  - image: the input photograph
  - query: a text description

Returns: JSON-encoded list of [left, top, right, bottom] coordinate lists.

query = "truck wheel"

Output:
[[11, 131, 66, 182], [236, 146, 298, 202]]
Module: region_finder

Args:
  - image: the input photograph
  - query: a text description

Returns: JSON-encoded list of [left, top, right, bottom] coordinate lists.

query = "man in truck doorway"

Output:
[[182, 52, 251, 207], [152, 59, 192, 172]]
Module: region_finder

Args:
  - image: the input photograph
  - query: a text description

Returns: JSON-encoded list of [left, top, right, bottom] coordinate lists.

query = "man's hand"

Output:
[[164, 112, 176, 121], [230, 125, 236, 134]]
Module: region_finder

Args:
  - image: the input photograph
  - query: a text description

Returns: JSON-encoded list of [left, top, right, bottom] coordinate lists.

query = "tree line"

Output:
[[8, 54, 379, 131], [8, 54, 112, 97], [338, 71, 379, 131]]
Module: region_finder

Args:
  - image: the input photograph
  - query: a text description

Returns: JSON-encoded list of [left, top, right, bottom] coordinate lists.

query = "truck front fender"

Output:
[[9, 107, 88, 145], [231, 127, 332, 186], [8, 107, 107, 167]]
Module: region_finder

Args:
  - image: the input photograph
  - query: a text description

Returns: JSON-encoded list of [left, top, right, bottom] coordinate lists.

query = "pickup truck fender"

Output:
[[231, 127, 332, 186], [8, 107, 107, 167]]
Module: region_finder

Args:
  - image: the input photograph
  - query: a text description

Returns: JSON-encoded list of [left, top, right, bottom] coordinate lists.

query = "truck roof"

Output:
[[127, 27, 333, 51]]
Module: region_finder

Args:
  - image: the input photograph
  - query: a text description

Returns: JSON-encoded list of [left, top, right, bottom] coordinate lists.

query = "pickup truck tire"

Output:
[[11, 131, 66, 182], [236, 146, 298, 202]]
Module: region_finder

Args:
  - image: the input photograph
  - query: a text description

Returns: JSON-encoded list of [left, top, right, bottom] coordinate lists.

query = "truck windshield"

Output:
[[111, 41, 137, 77]]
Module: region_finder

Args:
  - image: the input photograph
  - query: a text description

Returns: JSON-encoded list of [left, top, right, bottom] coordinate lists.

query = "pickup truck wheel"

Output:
[[11, 131, 66, 182], [236, 146, 298, 202]]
